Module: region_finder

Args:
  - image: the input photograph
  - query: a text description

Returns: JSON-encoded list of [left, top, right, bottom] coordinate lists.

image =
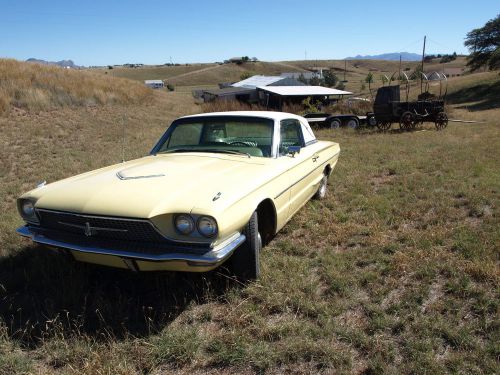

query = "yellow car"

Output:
[[17, 111, 340, 280]]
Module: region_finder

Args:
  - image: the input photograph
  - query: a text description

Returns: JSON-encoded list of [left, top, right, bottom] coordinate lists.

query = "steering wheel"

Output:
[[229, 141, 251, 147]]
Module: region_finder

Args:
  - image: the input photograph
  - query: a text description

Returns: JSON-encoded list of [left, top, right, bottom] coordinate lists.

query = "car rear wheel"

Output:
[[313, 174, 328, 200], [229, 211, 261, 282]]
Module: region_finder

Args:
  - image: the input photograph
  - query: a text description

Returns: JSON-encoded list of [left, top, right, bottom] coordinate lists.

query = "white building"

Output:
[[144, 80, 164, 89]]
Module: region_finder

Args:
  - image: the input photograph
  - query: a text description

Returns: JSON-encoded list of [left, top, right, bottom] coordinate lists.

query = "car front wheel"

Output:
[[229, 211, 261, 282]]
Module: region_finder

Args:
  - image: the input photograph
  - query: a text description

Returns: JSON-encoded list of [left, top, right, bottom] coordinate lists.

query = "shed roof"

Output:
[[257, 86, 352, 96], [203, 87, 255, 96], [232, 75, 284, 89]]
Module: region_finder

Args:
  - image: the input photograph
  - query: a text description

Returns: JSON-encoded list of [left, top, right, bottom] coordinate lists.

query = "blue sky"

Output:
[[0, 0, 498, 66]]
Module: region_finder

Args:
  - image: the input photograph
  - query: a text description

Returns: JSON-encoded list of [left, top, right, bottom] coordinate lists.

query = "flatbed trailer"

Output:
[[304, 112, 374, 129]]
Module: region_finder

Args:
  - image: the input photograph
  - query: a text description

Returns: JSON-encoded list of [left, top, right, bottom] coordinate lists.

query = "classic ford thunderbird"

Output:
[[17, 111, 340, 280]]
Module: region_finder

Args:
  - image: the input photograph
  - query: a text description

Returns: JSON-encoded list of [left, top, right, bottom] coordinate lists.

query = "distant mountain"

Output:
[[26, 58, 79, 68], [345, 52, 422, 61]]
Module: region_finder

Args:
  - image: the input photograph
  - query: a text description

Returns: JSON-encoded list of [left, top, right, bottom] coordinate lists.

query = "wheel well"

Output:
[[256, 199, 277, 245], [324, 164, 332, 177]]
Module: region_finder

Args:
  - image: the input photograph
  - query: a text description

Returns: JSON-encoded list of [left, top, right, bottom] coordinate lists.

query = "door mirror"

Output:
[[287, 146, 301, 156]]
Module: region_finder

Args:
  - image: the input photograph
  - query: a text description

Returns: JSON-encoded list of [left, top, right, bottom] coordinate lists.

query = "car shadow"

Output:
[[0, 245, 237, 347]]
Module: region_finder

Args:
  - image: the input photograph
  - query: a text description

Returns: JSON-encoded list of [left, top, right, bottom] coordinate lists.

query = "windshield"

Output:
[[154, 116, 274, 158]]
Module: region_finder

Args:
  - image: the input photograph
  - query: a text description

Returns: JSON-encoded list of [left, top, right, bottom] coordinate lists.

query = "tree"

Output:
[[297, 73, 308, 84], [323, 70, 338, 87], [365, 72, 374, 91], [240, 71, 254, 80], [464, 14, 500, 71], [309, 76, 321, 86], [380, 74, 389, 86], [410, 65, 423, 80], [336, 82, 346, 90]]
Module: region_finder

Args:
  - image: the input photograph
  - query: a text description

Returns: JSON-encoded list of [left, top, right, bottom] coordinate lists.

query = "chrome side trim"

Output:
[[16, 225, 245, 266], [274, 151, 340, 199]]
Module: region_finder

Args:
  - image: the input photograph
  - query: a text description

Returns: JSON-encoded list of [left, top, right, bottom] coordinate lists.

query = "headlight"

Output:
[[197, 216, 217, 238], [22, 200, 35, 217], [174, 214, 195, 235]]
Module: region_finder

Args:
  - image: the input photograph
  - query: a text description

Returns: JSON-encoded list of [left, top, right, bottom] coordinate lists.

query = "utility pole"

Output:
[[399, 54, 402, 82], [421, 35, 426, 93], [344, 60, 347, 82]]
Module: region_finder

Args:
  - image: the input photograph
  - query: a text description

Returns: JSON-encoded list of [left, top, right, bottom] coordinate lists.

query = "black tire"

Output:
[[367, 115, 377, 127], [328, 117, 341, 129], [346, 117, 359, 129], [229, 211, 261, 281], [313, 174, 328, 200]]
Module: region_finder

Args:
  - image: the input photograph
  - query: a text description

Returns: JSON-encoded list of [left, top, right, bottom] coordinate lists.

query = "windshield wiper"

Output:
[[158, 148, 251, 158], [202, 149, 251, 158]]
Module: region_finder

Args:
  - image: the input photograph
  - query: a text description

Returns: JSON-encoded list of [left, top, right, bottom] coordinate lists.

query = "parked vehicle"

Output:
[[16, 111, 340, 281], [305, 71, 448, 131], [371, 77, 448, 131]]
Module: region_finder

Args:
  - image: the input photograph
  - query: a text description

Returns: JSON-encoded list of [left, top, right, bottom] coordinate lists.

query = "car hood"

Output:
[[28, 153, 275, 218]]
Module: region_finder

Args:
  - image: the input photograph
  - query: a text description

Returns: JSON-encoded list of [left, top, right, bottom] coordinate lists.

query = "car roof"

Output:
[[179, 111, 307, 122]]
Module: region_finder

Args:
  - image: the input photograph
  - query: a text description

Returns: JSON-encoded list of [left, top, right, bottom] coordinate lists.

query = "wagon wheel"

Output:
[[377, 121, 392, 131], [399, 111, 415, 131], [435, 112, 448, 130]]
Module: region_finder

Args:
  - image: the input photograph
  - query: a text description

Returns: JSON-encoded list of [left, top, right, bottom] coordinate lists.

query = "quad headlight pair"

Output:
[[18, 199, 39, 224], [174, 214, 217, 238]]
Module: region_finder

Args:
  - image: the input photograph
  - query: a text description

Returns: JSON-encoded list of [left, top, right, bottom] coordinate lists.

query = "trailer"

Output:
[[305, 70, 449, 131], [304, 112, 373, 129]]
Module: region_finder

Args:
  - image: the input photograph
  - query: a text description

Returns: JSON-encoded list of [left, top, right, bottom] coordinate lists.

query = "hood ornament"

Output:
[[213, 192, 222, 201], [36, 180, 46, 188]]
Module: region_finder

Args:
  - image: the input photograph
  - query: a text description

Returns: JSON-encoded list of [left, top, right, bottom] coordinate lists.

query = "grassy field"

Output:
[[0, 59, 498, 374], [92, 61, 305, 87]]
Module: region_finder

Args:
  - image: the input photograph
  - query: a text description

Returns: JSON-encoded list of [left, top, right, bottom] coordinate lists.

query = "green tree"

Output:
[[240, 71, 254, 80], [323, 70, 338, 87], [380, 74, 389, 86], [365, 72, 374, 91], [464, 14, 500, 71], [336, 82, 345, 90], [309, 76, 321, 86], [410, 65, 423, 80]]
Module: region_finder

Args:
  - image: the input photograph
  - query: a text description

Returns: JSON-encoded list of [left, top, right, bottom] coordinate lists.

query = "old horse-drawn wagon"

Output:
[[372, 71, 449, 131]]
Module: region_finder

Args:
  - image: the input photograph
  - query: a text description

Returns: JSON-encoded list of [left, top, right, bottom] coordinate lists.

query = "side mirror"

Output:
[[287, 146, 301, 157]]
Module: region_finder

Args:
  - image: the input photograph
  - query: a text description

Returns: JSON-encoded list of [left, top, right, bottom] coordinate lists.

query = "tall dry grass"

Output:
[[0, 59, 154, 115], [200, 98, 373, 116]]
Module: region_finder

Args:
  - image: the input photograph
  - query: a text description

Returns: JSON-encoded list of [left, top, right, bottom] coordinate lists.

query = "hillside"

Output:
[[92, 61, 306, 86], [0, 59, 154, 115]]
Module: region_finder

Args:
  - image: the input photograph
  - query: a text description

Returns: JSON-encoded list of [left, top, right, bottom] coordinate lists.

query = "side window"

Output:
[[279, 119, 303, 156], [300, 121, 316, 145]]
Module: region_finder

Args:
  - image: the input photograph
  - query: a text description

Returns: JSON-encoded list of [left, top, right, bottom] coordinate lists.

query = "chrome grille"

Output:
[[37, 209, 166, 242]]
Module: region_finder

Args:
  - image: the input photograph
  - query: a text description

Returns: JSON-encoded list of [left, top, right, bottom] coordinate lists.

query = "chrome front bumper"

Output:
[[17, 225, 245, 269]]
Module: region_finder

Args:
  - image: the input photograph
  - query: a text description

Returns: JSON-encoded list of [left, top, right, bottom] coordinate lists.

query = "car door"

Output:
[[279, 119, 320, 220]]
